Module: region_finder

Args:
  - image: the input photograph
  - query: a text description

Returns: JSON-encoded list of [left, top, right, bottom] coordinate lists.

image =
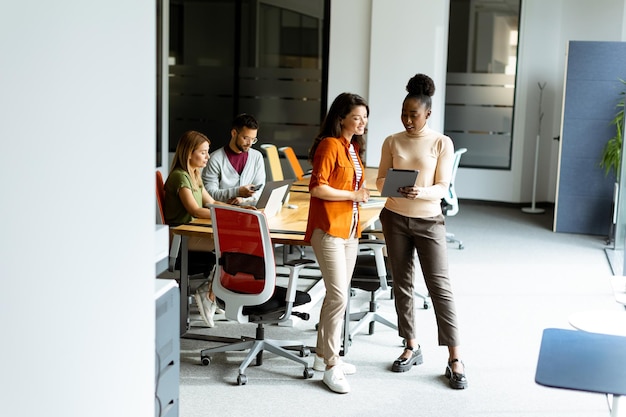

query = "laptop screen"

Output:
[[261, 184, 290, 218], [255, 179, 294, 209]]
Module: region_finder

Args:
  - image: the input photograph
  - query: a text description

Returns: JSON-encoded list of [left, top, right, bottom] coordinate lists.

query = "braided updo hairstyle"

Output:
[[405, 73, 435, 110]]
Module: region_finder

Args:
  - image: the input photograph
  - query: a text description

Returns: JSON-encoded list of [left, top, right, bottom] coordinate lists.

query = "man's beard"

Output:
[[236, 143, 249, 153]]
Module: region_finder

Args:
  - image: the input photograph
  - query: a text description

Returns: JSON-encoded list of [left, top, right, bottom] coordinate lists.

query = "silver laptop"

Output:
[[255, 179, 294, 218]]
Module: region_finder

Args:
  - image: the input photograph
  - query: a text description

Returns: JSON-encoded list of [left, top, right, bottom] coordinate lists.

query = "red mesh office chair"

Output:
[[199, 205, 315, 385], [156, 170, 181, 272]]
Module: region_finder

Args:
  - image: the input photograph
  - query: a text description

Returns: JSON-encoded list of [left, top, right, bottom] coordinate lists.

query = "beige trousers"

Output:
[[310, 215, 358, 367]]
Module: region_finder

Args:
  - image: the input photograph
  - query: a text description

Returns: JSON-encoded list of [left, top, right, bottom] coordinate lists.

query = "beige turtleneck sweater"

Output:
[[376, 125, 454, 218]]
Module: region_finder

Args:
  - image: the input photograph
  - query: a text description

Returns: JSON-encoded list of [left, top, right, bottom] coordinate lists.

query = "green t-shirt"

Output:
[[164, 168, 203, 226]]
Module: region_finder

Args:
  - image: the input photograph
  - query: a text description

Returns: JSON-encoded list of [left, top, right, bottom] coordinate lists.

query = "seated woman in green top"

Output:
[[165, 130, 222, 225], [164, 130, 234, 327]]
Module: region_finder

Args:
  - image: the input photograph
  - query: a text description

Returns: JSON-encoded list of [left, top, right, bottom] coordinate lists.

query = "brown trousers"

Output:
[[379, 208, 460, 347]]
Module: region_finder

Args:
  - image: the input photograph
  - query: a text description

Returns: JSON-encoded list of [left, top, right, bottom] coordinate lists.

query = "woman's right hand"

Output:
[[354, 187, 370, 203]]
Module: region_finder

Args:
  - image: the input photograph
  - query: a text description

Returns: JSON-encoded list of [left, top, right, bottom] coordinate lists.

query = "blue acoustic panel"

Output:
[[561, 118, 614, 159], [562, 79, 622, 121], [555, 195, 613, 235], [556, 41, 626, 235], [567, 41, 626, 81]]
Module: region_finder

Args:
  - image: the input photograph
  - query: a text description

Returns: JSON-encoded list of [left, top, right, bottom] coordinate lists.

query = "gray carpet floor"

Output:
[[174, 202, 621, 417]]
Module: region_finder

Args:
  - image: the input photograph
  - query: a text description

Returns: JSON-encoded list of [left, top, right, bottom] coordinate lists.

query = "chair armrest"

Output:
[[284, 258, 317, 268], [357, 239, 389, 291], [359, 238, 385, 246], [280, 258, 315, 321]]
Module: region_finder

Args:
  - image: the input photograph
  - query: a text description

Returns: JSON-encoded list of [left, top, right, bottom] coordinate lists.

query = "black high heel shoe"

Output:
[[445, 359, 468, 389], [391, 346, 423, 372]]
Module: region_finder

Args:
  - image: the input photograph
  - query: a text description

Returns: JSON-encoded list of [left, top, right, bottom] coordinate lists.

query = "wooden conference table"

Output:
[[172, 174, 385, 339], [290, 167, 381, 195]]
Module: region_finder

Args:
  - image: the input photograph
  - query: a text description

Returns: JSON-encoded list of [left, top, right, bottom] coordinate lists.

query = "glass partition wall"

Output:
[[445, 0, 520, 169], [167, 0, 328, 157]]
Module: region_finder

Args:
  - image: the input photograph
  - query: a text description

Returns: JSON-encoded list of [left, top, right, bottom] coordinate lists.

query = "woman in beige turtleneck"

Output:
[[376, 73, 467, 390]]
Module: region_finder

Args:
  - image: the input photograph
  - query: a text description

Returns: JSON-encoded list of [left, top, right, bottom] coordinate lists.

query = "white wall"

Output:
[[329, 0, 626, 203], [329, 0, 449, 168], [367, 0, 449, 167], [327, 0, 373, 110], [0, 2, 156, 416]]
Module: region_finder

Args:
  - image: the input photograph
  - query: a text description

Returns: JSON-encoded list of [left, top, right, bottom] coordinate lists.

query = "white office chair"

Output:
[[342, 239, 397, 355], [442, 147, 467, 249], [414, 147, 468, 309]]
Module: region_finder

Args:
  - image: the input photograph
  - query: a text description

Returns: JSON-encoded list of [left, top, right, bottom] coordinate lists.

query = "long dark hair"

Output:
[[308, 92, 369, 163], [405, 73, 435, 109]]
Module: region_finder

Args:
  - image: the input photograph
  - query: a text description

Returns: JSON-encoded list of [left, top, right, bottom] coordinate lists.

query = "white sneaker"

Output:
[[323, 366, 350, 394], [313, 355, 356, 375], [194, 288, 216, 327], [202, 296, 217, 327]]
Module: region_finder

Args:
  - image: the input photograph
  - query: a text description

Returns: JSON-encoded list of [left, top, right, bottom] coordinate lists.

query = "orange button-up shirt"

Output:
[[304, 136, 364, 241]]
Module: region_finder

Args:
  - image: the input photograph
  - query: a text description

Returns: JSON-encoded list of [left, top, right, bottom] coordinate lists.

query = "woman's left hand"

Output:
[[399, 186, 420, 200]]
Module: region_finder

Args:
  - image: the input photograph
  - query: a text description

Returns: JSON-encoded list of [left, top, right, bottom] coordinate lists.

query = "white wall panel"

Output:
[[365, 0, 449, 167], [0, 1, 156, 415]]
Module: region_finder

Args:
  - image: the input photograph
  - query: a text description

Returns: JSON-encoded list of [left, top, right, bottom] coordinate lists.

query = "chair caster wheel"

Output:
[[304, 368, 314, 379], [237, 374, 248, 385], [300, 347, 311, 357], [423, 302, 430, 309], [200, 355, 211, 366]]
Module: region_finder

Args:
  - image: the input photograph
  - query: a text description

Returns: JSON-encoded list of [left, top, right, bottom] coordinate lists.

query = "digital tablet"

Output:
[[380, 168, 419, 197]]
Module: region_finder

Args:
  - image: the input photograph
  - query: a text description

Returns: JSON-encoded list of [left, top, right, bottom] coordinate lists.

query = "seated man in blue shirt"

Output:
[[202, 113, 266, 206]]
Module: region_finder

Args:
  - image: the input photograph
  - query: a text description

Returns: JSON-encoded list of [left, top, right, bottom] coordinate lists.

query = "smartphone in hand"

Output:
[[250, 184, 262, 191]]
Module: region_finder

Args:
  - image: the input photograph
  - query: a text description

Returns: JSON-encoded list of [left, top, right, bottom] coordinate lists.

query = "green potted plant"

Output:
[[599, 79, 626, 245], [600, 78, 626, 178]]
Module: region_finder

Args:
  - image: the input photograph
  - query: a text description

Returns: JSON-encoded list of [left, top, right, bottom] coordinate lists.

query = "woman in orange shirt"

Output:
[[304, 93, 370, 394]]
